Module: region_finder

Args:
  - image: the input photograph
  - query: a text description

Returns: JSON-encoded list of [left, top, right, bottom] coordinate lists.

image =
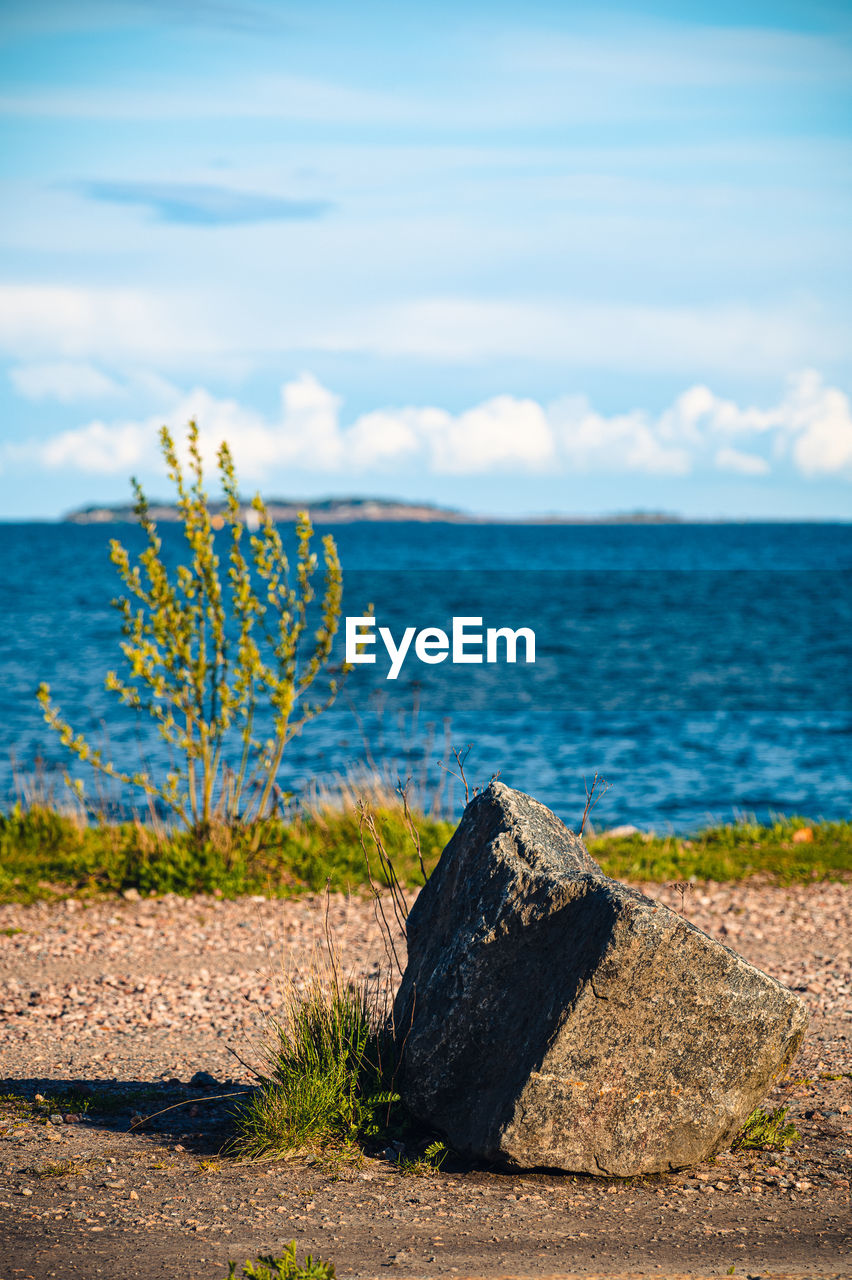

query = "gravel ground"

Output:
[[1, 881, 849, 1085], [0, 880, 850, 1279]]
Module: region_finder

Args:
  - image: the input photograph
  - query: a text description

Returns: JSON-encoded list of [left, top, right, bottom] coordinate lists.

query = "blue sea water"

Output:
[[1, 520, 850, 832]]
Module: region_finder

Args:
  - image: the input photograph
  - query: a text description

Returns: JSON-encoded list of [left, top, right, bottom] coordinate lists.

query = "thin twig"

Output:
[[397, 777, 427, 885], [579, 771, 612, 836], [361, 804, 409, 936], [437, 743, 473, 806], [357, 805, 405, 978], [668, 880, 691, 915], [225, 1042, 267, 1082]]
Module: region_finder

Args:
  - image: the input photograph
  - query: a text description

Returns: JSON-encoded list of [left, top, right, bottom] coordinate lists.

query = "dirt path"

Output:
[[1, 883, 850, 1279]]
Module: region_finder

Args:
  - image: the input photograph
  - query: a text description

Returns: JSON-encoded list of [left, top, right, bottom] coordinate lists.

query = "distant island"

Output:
[[64, 497, 683, 526]]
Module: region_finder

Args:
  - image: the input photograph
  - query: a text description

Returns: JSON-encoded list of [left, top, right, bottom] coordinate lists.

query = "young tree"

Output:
[[38, 422, 344, 836]]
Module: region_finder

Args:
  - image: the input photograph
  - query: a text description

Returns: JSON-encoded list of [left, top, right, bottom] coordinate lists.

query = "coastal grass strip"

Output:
[[589, 817, 852, 886], [0, 805, 849, 902]]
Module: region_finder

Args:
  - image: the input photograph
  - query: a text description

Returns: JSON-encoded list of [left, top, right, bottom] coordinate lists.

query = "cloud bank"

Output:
[[8, 369, 852, 482]]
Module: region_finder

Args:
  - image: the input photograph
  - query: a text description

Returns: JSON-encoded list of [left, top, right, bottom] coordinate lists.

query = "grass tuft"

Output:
[[231, 946, 401, 1161], [225, 1243, 335, 1279], [731, 1105, 801, 1152], [30, 1159, 80, 1178]]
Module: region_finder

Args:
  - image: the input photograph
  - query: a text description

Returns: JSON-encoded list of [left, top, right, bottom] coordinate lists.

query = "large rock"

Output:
[[393, 782, 808, 1175]]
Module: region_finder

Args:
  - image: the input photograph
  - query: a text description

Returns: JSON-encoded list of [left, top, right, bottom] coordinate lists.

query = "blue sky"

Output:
[[1, 0, 851, 518]]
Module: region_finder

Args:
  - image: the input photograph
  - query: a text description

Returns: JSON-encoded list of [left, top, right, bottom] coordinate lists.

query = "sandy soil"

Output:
[[0, 881, 849, 1280]]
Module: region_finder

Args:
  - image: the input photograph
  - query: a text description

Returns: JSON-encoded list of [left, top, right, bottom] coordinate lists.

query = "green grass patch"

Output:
[[731, 1105, 801, 1153], [30, 1158, 82, 1179], [0, 802, 454, 902], [225, 1245, 335, 1280], [589, 817, 852, 885]]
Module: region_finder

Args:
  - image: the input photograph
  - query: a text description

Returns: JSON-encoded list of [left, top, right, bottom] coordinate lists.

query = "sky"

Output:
[[1, 0, 851, 519]]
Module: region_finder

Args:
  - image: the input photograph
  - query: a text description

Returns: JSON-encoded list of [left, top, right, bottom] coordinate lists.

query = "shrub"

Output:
[[38, 422, 344, 838]]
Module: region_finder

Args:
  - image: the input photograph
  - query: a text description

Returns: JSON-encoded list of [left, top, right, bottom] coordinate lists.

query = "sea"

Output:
[[1, 519, 851, 833]]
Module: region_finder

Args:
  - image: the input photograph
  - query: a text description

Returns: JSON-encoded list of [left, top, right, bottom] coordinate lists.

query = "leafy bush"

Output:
[[38, 422, 344, 837]]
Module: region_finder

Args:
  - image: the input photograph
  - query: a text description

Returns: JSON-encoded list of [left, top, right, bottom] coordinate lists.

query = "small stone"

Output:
[[49, 1113, 63, 1124], [173, 1144, 185, 1153], [189, 1071, 218, 1089], [19, 1188, 32, 1197], [128, 1189, 139, 1200]]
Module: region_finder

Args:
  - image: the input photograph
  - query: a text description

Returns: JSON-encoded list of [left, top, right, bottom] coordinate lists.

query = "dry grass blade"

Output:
[[356, 802, 408, 979], [579, 771, 611, 836]]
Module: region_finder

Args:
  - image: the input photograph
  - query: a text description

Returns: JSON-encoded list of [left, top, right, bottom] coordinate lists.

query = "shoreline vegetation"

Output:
[[1, 797, 849, 904]]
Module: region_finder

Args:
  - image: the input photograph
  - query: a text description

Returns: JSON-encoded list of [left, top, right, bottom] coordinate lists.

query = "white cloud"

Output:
[[7, 370, 852, 483], [715, 447, 771, 476], [39, 419, 152, 472], [425, 396, 555, 473], [9, 361, 122, 403], [786, 373, 852, 476], [12, 375, 556, 478], [0, 75, 412, 126], [653, 370, 852, 477], [550, 397, 690, 474]]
